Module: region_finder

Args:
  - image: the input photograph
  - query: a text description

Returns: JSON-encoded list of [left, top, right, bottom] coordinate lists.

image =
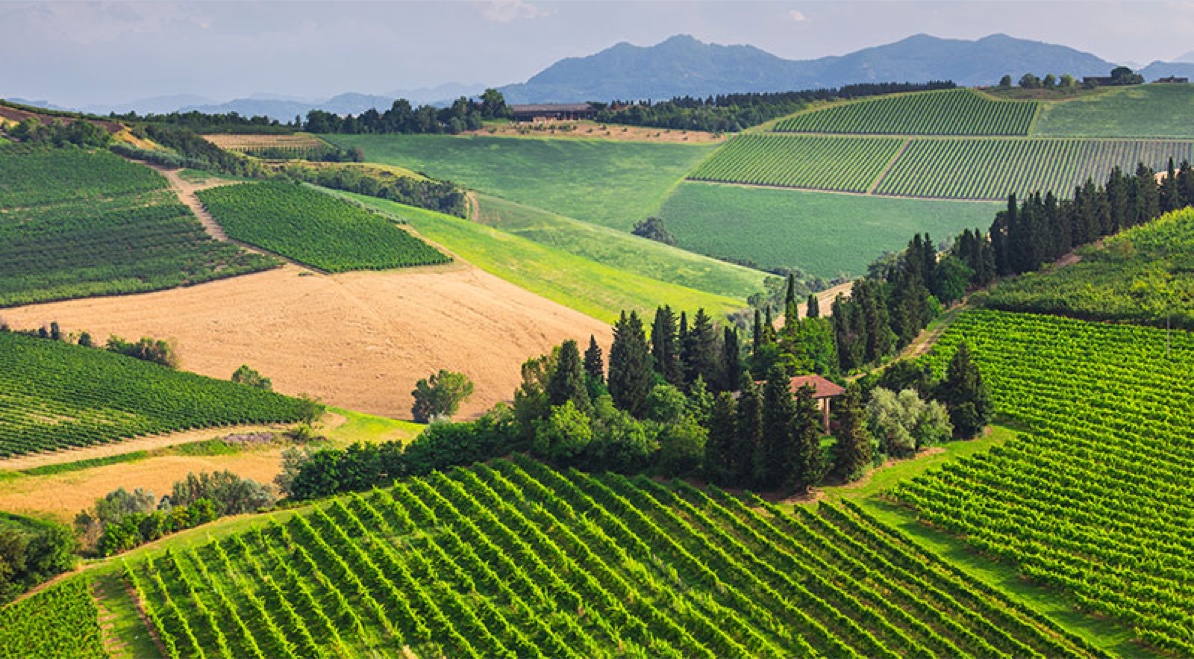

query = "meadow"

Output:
[[343, 193, 746, 322], [0, 148, 277, 307], [322, 134, 717, 230], [1033, 84, 1194, 138], [124, 457, 1097, 659], [899, 309, 1194, 655], [0, 331, 311, 458], [197, 182, 449, 272], [657, 182, 1000, 276], [773, 88, 1039, 136]]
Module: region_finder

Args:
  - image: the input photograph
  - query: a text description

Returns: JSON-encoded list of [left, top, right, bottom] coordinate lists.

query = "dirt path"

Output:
[[144, 164, 233, 242], [777, 280, 855, 327], [0, 423, 294, 471]]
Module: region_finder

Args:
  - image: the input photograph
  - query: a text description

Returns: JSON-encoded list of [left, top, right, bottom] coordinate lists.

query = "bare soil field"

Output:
[[465, 120, 725, 143], [2, 264, 612, 420]]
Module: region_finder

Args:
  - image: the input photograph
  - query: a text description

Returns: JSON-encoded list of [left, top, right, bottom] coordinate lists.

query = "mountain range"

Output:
[[42, 34, 1194, 119]]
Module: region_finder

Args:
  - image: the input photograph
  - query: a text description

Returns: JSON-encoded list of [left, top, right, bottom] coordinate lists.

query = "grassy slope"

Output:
[[323, 133, 717, 230], [1033, 84, 1194, 138], [657, 182, 1000, 277], [474, 193, 770, 300], [341, 192, 745, 323]]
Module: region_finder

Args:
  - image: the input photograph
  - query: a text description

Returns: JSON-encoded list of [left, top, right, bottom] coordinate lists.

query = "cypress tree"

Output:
[[734, 377, 763, 487], [921, 233, 937, 295], [650, 306, 682, 386], [752, 308, 765, 353], [720, 326, 742, 393], [806, 293, 820, 318], [547, 339, 591, 413], [1135, 163, 1160, 225], [755, 365, 794, 490], [583, 335, 604, 383], [789, 384, 826, 493], [763, 307, 777, 343], [938, 341, 993, 439], [703, 392, 737, 485], [784, 273, 797, 308], [608, 311, 654, 418], [683, 309, 721, 389], [831, 384, 871, 483]]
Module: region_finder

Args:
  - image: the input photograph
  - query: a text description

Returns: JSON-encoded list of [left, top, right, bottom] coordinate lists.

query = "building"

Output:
[[1156, 76, 1190, 84], [789, 375, 846, 431], [509, 103, 597, 122]]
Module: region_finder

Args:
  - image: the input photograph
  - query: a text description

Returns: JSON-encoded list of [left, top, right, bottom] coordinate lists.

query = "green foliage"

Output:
[[690, 134, 903, 192], [198, 181, 449, 272], [546, 340, 591, 414], [631, 216, 677, 246], [866, 388, 953, 458], [7, 116, 111, 147], [0, 577, 105, 658], [533, 400, 593, 463], [232, 364, 272, 390], [0, 515, 78, 605], [899, 309, 1194, 654], [274, 161, 466, 217], [105, 335, 179, 368], [1034, 84, 1194, 138], [0, 147, 277, 307], [0, 331, 313, 458], [608, 311, 654, 417], [656, 414, 707, 477], [410, 369, 475, 422], [936, 342, 993, 439], [658, 182, 999, 277], [169, 470, 278, 515], [831, 384, 872, 482], [325, 133, 718, 231], [875, 137, 1194, 200], [774, 89, 1038, 136]]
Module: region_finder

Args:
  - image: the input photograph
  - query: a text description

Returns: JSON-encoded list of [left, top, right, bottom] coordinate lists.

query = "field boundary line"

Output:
[[867, 137, 912, 195]]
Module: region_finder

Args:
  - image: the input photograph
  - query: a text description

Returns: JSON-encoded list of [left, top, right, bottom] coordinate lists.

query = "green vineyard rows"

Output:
[[773, 89, 1038, 136], [0, 148, 278, 307], [0, 577, 106, 659], [688, 134, 904, 193], [875, 137, 1194, 200], [0, 332, 311, 458], [124, 457, 1098, 658], [896, 309, 1194, 656], [197, 182, 450, 272]]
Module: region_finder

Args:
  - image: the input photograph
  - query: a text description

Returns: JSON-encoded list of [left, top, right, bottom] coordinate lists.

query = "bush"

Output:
[[866, 387, 953, 458], [411, 370, 475, 422], [231, 364, 272, 390]]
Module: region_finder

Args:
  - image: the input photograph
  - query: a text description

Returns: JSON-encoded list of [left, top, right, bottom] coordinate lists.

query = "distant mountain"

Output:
[[1140, 61, 1194, 80], [80, 94, 218, 116], [499, 33, 1118, 103], [6, 97, 74, 112], [1173, 50, 1194, 64]]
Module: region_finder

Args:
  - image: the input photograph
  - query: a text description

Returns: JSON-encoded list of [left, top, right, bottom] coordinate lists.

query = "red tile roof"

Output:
[[790, 375, 845, 399]]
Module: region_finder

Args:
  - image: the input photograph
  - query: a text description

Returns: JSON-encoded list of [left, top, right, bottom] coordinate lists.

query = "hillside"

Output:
[[1033, 84, 1194, 138]]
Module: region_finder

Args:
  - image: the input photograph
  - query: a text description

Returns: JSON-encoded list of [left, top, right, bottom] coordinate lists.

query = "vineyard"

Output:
[[0, 147, 279, 307], [874, 137, 1194, 200], [124, 456, 1097, 658], [895, 309, 1194, 655], [0, 577, 105, 659], [688, 134, 904, 192], [197, 182, 450, 272], [773, 89, 1038, 136], [984, 207, 1194, 327], [0, 331, 312, 458]]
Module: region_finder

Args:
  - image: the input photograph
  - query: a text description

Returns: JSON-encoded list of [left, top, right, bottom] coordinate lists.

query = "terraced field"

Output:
[[895, 309, 1194, 656], [774, 89, 1038, 136], [0, 331, 310, 458], [688, 134, 904, 192], [0, 147, 278, 306], [125, 456, 1098, 658]]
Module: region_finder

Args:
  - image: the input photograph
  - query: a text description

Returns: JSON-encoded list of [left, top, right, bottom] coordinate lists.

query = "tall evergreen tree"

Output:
[[784, 273, 797, 308], [584, 335, 604, 383], [720, 326, 742, 392], [734, 377, 763, 487], [547, 339, 591, 413], [831, 384, 872, 483], [607, 311, 654, 418], [752, 308, 765, 353], [788, 384, 826, 492], [682, 309, 721, 389], [938, 341, 993, 439], [806, 293, 820, 318], [755, 366, 795, 490], [763, 307, 777, 344], [650, 306, 683, 386], [703, 392, 737, 485]]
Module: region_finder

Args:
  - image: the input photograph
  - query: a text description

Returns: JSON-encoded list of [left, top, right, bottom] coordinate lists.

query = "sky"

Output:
[[2, 0, 1194, 108]]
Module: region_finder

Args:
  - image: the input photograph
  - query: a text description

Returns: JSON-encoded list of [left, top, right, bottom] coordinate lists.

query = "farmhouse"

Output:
[[510, 103, 597, 122], [1155, 76, 1190, 83], [791, 374, 846, 430]]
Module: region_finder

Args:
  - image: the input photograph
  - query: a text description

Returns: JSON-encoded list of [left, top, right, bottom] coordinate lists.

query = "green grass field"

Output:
[[322, 134, 717, 230], [1033, 84, 1194, 138], [474, 193, 770, 300], [657, 182, 1000, 277], [774, 88, 1039, 136], [340, 192, 747, 323]]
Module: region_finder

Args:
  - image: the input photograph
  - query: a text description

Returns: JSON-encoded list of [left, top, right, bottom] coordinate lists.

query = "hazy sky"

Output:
[[3, 1, 1194, 107]]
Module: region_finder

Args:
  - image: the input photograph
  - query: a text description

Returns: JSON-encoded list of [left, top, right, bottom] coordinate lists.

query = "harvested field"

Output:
[[464, 120, 725, 143], [2, 264, 612, 420], [202, 133, 329, 151]]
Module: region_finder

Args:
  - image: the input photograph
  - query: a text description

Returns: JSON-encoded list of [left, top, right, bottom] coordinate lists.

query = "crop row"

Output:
[[773, 89, 1038, 136], [123, 457, 1098, 658], [0, 147, 165, 207], [688, 134, 903, 192], [197, 182, 450, 272], [0, 577, 106, 659], [0, 331, 311, 458], [897, 309, 1194, 655]]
